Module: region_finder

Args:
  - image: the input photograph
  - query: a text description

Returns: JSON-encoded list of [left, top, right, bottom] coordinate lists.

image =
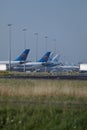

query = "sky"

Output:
[[0, 0, 87, 63]]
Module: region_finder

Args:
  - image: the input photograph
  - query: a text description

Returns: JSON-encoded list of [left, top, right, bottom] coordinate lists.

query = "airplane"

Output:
[[42, 54, 61, 67], [0, 49, 30, 66], [39, 55, 79, 73], [57, 64, 79, 72], [26, 53, 60, 72], [13, 51, 51, 71], [49, 62, 79, 73]]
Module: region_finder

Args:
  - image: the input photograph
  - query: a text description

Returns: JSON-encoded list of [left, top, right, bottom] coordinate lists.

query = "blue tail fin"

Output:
[[15, 49, 30, 61], [38, 51, 51, 62]]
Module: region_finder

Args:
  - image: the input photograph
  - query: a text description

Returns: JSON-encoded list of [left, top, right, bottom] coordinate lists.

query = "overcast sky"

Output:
[[0, 0, 87, 63]]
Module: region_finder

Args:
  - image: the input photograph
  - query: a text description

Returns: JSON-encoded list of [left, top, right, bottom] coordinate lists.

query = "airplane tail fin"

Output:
[[15, 49, 30, 61], [48, 52, 55, 62], [52, 54, 60, 63], [38, 51, 51, 62]]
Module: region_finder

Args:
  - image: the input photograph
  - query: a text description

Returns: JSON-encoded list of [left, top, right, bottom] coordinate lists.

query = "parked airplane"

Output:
[[13, 51, 51, 71], [57, 64, 79, 72], [37, 56, 79, 73], [48, 62, 79, 73], [0, 49, 30, 65], [42, 54, 61, 67]]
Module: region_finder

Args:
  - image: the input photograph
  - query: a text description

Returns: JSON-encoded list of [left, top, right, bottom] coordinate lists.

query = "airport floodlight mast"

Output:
[[34, 33, 38, 61], [53, 38, 56, 53], [44, 36, 48, 72], [22, 28, 27, 72], [22, 28, 27, 49], [8, 24, 12, 71], [45, 36, 48, 52]]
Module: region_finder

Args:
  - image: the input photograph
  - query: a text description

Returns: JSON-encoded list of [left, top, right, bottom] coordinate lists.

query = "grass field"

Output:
[[0, 79, 87, 98], [0, 79, 87, 130]]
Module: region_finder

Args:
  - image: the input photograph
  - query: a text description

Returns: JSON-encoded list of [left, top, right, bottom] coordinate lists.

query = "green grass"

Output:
[[0, 104, 87, 130], [0, 79, 87, 130]]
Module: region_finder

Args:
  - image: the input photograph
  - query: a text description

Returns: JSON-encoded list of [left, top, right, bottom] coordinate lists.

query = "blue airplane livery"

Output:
[[38, 52, 51, 62], [15, 49, 30, 61]]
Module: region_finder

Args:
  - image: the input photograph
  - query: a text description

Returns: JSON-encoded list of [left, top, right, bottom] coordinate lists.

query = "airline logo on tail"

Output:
[[21, 53, 27, 59], [15, 49, 30, 61], [38, 52, 51, 62]]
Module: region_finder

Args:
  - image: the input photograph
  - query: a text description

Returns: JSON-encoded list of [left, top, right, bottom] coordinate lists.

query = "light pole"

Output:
[[8, 24, 12, 71], [34, 33, 38, 61], [22, 28, 27, 72], [44, 36, 48, 72], [45, 36, 48, 52], [53, 38, 56, 53], [22, 28, 27, 49]]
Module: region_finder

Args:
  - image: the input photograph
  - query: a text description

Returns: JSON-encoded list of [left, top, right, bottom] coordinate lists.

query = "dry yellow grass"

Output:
[[0, 79, 87, 98]]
